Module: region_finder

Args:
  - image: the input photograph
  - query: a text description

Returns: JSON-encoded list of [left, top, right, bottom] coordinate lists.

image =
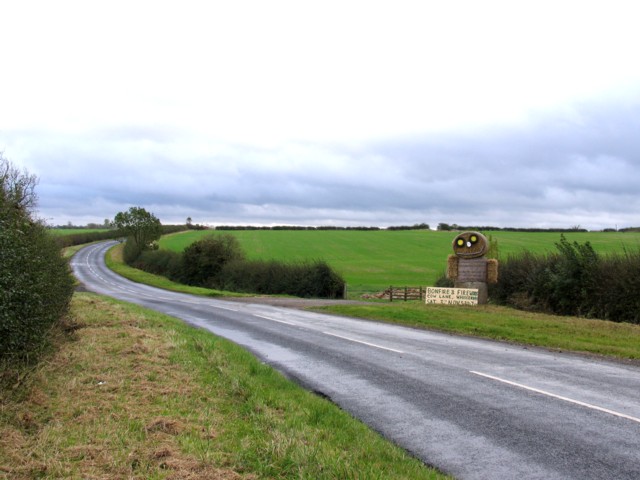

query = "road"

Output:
[[71, 242, 640, 479]]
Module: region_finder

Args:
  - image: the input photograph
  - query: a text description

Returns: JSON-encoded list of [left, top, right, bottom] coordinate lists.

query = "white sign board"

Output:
[[425, 287, 479, 306]]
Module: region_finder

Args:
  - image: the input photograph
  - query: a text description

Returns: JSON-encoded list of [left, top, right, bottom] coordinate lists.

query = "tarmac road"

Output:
[[71, 242, 640, 479]]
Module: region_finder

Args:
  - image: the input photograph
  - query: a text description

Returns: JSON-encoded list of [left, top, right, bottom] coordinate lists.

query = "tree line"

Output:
[[215, 223, 430, 231]]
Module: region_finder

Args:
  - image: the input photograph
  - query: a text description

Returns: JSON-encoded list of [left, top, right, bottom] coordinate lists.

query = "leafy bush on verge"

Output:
[[180, 234, 245, 286], [490, 235, 640, 324], [132, 249, 184, 280], [219, 259, 346, 298], [0, 156, 74, 360]]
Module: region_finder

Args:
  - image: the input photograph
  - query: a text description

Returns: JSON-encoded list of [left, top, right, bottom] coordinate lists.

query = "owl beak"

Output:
[[466, 241, 472, 247]]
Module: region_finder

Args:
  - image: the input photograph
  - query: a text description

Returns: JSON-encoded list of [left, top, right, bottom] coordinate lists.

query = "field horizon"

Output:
[[158, 229, 640, 294]]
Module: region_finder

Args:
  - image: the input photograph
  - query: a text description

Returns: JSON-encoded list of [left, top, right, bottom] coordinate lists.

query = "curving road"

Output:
[[71, 242, 640, 480]]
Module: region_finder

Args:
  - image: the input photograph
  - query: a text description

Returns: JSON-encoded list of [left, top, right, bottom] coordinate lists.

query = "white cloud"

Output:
[[2, 1, 640, 229]]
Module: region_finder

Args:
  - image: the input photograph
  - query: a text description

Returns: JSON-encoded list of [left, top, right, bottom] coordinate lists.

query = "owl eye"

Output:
[[470, 235, 478, 244], [456, 239, 465, 247]]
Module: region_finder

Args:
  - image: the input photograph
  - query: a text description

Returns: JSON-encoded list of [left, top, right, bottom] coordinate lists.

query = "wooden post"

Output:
[[389, 285, 393, 302], [404, 286, 408, 301]]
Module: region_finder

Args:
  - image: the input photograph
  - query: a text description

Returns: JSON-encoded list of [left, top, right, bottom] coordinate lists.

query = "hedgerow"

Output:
[[490, 236, 640, 324], [1, 156, 75, 360], [131, 234, 346, 299], [219, 259, 346, 298]]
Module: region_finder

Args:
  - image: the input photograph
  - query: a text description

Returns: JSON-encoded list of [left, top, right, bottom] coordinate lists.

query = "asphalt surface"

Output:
[[71, 242, 640, 479]]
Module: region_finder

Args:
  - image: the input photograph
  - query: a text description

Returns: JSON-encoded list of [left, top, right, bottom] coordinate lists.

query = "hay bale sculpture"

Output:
[[447, 231, 498, 304]]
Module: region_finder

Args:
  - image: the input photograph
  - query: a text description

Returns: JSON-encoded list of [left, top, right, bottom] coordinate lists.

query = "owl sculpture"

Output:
[[447, 231, 498, 304]]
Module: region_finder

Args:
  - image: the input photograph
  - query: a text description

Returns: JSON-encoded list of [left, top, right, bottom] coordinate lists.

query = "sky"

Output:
[[2, 0, 640, 230]]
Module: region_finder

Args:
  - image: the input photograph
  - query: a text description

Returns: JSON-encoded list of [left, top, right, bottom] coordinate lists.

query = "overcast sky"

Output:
[[2, 1, 640, 230]]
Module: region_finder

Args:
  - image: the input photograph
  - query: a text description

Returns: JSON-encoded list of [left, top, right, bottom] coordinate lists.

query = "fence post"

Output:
[[389, 285, 393, 302], [404, 286, 408, 301]]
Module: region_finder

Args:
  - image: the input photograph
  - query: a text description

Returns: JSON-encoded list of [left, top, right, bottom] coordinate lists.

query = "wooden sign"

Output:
[[425, 287, 479, 306]]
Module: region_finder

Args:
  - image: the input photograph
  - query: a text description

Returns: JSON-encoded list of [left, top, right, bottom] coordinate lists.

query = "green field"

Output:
[[159, 230, 640, 292]]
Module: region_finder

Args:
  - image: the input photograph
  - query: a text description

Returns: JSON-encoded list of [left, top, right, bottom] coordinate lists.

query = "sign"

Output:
[[425, 287, 479, 306]]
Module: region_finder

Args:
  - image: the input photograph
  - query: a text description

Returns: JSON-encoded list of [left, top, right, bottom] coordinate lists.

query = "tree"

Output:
[[113, 206, 162, 248], [0, 153, 38, 220]]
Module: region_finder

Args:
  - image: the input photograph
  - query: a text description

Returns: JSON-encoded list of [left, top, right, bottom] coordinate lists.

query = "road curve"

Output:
[[71, 242, 640, 480]]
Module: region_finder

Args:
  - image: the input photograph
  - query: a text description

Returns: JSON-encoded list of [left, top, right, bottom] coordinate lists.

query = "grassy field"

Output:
[[0, 293, 447, 479], [159, 230, 640, 292]]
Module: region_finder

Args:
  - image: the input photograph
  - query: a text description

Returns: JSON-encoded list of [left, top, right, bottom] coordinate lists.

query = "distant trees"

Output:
[[0, 154, 74, 360]]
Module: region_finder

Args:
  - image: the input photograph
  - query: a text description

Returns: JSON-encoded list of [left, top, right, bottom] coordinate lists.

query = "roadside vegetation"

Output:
[[490, 236, 640, 324], [0, 155, 74, 364], [126, 229, 346, 299], [0, 293, 447, 479]]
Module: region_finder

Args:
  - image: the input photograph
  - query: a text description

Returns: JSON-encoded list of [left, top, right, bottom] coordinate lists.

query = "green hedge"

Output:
[[219, 259, 346, 298], [130, 234, 346, 299], [490, 236, 640, 323], [1, 218, 74, 360]]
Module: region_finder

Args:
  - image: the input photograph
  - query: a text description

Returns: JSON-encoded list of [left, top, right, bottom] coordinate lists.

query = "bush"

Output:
[[181, 234, 245, 286], [1, 157, 75, 360], [219, 259, 345, 298], [133, 249, 184, 280], [490, 236, 640, 323]]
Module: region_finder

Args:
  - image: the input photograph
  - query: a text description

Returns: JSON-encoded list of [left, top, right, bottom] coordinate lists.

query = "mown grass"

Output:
[[159, 230, 640, 292], [0, 293, 447, 479], [312, 303, 640, 360]]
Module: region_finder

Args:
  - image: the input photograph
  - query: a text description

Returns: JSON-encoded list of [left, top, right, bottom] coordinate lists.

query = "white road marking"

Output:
[[323, 332, 404, 354], [254, 314, 297, 326], [471, 371, 640, 424], [214, 305, 240, 312]]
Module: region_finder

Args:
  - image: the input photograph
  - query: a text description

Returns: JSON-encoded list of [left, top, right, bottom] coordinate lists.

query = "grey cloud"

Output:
[[3, 92, 640, 229]]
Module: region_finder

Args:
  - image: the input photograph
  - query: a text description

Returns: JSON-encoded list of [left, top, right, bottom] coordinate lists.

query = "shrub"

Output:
[[181, 234, 245, 286], [0, 156, 74, 360], [133, 249, 184, 280], [490, 236, 640, 323], [219, 259, 345, 298]]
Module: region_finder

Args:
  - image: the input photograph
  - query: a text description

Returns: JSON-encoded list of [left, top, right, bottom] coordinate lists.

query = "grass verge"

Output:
[[0, 293, 447, 479], [312, 303, 640, 361]]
